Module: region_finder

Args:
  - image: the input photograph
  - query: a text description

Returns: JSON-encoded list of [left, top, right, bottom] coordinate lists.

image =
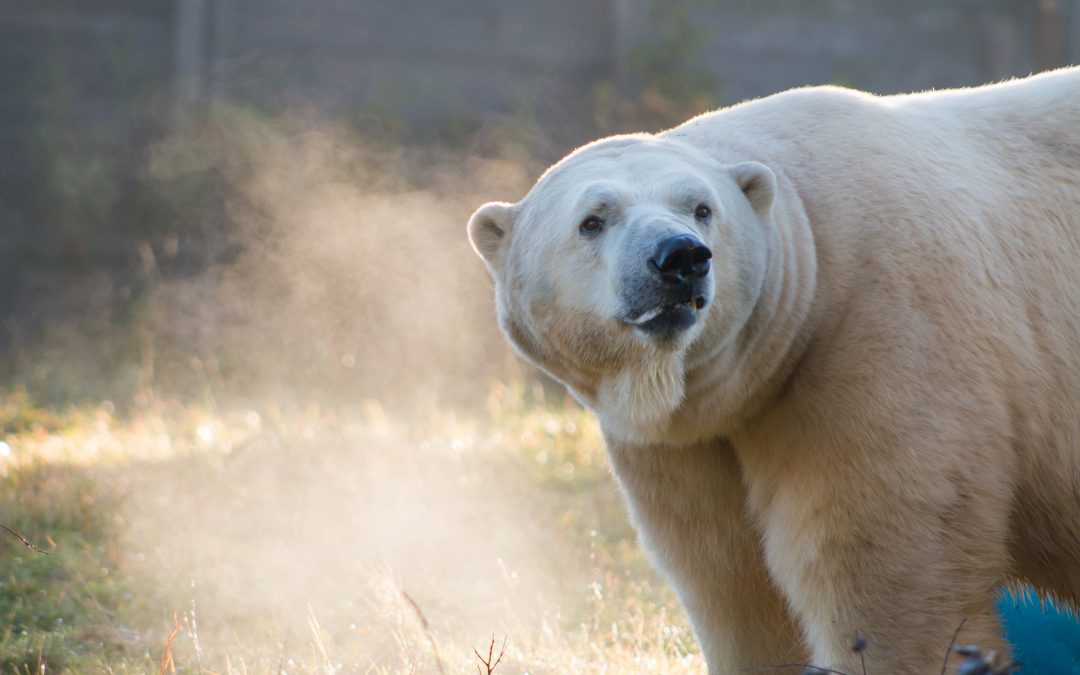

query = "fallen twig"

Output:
[[473, 634, 507, 675], [853, 632, 867, 675], [940, 617, 967, 675], [1, 523, 49, 555]]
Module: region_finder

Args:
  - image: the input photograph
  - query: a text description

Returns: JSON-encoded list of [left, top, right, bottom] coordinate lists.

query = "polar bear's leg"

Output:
[[1009, 479, 1080, 609], [606, 440, 806, 672], [668, 544, 806, 673], [750, 445, 1013, 675]]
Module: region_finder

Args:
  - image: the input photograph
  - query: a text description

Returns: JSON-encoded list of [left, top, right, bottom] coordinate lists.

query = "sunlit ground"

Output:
[[0, 104, 704, 675], [0, 384, 702, 673]]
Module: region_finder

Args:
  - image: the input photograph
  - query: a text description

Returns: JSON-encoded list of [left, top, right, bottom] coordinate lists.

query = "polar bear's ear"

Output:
[[731, 162, 776, 220], [467, 201, 515, 268]]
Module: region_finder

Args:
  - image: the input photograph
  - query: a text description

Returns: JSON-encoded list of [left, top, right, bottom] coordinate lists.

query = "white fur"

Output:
[[469, 67, 1080, 674]]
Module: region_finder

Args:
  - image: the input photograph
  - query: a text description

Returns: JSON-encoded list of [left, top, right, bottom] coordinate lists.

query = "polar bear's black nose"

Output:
[[651, 235, 712, 280]]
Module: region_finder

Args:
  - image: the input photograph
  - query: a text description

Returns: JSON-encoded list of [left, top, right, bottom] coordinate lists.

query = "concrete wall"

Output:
[[4, 1, 1078, 156], [184, 0, 1079, 122], [198, 0, 615, 131], [692, 1, 1034, 101], [0, 1, 172, 257], [1, 0, 1077, 266]]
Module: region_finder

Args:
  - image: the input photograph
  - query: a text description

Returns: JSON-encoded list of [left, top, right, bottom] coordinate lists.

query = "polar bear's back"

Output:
[[672, 66, 1080, 347], [676, 67, 1080, 601], [673, 66, 1080, 186]]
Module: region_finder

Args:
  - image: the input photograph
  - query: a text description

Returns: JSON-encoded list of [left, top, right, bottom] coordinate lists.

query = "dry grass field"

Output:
[[0, 100, 711, 675], [0, 384, 703, 674]]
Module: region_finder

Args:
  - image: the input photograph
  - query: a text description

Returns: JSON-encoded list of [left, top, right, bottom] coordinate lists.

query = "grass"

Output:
[[0, 386, 1069, 675], [0, 384, 702, 673], [1, 382, 1056, 675]]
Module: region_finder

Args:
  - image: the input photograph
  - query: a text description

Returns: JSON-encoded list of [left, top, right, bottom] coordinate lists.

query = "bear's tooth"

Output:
[[631, 307, 663, 325]]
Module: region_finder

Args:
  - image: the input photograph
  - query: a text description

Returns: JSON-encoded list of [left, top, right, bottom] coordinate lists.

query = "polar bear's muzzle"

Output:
[[621, 234, 712, 339]]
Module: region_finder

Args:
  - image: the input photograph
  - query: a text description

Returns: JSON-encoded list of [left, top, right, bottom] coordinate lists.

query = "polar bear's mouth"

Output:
[[625, 296, 707, 326]]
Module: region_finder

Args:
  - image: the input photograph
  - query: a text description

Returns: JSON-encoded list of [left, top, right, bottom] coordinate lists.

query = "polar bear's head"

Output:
[[468, 135, 777, 435]]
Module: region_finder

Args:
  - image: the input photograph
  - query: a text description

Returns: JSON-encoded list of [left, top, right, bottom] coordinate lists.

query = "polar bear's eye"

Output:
[[694, 204, 712, 220], [580, 216, 604, 235]]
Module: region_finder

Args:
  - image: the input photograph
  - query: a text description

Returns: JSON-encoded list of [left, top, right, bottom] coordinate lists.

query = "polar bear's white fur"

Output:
[[468, 67, 1080, 674]]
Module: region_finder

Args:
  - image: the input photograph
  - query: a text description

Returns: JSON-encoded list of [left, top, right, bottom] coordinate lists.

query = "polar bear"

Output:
[[467, 67, 1080, 674]]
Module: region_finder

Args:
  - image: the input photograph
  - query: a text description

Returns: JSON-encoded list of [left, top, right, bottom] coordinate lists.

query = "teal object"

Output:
[[999, 586, 1080, 674]]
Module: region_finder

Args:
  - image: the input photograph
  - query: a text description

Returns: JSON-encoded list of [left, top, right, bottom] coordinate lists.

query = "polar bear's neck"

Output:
[[596, 353, 686, 439], [676, 166, 819, 440]]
